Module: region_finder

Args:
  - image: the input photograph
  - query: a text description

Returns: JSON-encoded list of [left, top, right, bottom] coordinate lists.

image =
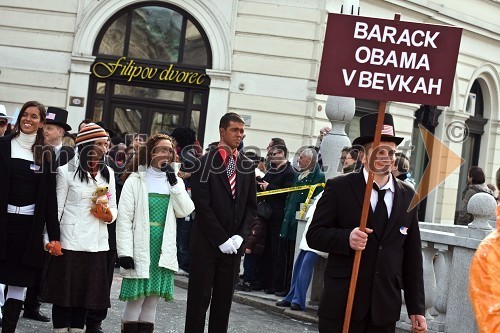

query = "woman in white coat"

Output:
[[117, 134, 194, 333], [275, 191, 328, 311], [42, 123, 116, 333]]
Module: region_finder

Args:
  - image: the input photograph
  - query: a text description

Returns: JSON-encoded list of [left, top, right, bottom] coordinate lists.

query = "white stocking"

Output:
[[138, 296, 160, 323], [0, 284, 5, 306], [122, 297, 145, 322], [6, 285, 25, 301]]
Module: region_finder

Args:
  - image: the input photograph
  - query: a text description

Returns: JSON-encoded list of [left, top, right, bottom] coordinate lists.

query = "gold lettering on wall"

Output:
[[92, 57, 206, 84]]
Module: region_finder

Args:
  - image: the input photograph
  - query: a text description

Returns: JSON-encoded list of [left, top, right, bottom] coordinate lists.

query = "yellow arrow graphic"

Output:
[[409, 124, 465, 211]]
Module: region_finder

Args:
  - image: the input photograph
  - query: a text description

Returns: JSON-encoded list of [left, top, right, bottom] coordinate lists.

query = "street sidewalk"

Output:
[[173, 275, 319, 325]]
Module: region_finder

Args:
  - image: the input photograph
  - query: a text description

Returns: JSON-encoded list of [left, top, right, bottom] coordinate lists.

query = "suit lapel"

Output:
[[350, 171, 377, 233], [212, 150, 232, 198], [381, 177, 404, 242], [351, 171, 366, 207], [57, 146, 75, 167], [235, 152, 253, 200]]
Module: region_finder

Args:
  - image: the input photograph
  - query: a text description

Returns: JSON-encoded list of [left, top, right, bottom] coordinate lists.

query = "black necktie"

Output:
[[373, 183, 388, 237]]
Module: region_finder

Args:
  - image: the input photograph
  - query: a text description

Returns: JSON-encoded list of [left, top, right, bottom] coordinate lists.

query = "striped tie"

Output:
[[227, 155, 236, 199]]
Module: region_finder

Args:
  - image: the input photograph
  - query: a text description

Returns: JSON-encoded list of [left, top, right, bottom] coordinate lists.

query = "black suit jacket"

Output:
[[57, 145, 75, 168], [306, 171, 425, 326], [0, 135, 59, 268], [189, 148, 257, 257]]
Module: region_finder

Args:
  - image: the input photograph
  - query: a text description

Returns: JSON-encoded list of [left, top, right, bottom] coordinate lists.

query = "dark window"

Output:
[[94, 4, 210, 67]]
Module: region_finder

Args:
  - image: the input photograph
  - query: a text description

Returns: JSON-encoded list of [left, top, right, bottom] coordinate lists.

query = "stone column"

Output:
[[421, 243, 437, 320], [320, 96, 355, 179], [431, 245, 451, 332], [467, 192, 496, 230], [204, 69, 231, 145], [67, 55, 96, 128]]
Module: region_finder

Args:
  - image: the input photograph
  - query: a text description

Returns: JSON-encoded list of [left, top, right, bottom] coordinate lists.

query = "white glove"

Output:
[[219, 238, 237, 254], [230, 235, 244, 250]]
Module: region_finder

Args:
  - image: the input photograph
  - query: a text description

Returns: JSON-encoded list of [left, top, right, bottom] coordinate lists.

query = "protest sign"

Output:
[[317, 14, 462, 105]]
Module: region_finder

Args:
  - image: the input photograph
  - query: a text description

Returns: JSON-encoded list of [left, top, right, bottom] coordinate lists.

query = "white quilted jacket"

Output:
[[116, 166, 194, 278]]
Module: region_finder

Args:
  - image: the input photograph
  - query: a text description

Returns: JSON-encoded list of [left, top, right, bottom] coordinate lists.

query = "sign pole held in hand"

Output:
[[342, 100, 386, 333]]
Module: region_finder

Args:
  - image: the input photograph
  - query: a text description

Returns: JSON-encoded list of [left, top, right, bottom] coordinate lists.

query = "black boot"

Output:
[[121, 321, 138, 333], [2, 299, 23, 333], [137, 322, 154, 333], [23, 305, 51, 322], [85, 325, 104, 333]]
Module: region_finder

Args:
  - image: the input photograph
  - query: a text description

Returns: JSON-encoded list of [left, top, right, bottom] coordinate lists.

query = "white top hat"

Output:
[[0, 105, 14, 120]]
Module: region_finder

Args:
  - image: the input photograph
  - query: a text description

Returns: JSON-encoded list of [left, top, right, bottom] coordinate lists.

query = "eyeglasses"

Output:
[[0, 120, 7, 127], [270, 150, 282, 157]]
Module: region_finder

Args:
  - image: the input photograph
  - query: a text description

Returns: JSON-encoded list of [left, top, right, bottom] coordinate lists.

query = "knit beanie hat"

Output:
[[75, 123, 109, 146]]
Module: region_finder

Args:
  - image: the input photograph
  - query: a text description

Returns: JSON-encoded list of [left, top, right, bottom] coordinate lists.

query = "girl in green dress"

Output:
[[117, 134, 195, 333]]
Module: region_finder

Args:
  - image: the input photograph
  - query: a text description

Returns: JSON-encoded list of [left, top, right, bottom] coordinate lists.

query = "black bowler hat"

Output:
[[352, 113, 404, 146], [45, 107, 72, 131], [95, 121, 115, 138]]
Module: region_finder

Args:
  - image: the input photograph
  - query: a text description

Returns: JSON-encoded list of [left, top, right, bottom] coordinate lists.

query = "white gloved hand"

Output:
[[230, 235, 244, 250], [219, 238, 238, 254]]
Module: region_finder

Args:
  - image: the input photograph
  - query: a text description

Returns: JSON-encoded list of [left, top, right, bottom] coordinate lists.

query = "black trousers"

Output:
[[24, 271, 42, 309], [52, 304, 87, 329], [25, 251, 51, 309], [259, 221, 287, 291], [85, 250, 117, 328], [184, 254, 240, 333], [318, 316, 396, 333]]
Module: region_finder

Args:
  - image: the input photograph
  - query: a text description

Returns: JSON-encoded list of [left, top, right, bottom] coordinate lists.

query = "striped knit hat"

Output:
[[75, 123, 109, 146]]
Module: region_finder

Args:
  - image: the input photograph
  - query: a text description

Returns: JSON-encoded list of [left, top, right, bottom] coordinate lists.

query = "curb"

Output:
[[174, 276, 318, 325]]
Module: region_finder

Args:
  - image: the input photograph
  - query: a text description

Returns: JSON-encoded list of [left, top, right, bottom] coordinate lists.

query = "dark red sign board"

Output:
[[317, 14, 462, 105]]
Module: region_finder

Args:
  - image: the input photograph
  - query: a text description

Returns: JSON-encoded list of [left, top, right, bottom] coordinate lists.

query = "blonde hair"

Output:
[[62, 136, 75, 148]]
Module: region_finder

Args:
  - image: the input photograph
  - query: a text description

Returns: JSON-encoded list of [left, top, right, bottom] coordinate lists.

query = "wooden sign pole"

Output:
[[342, 100, 387, 333]]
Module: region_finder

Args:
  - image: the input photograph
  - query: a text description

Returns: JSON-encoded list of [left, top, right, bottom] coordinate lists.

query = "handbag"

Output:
[[256, 201, 272, 220]]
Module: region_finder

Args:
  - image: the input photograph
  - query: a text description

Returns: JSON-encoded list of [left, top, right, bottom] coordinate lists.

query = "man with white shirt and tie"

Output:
[[184, 112, 257, 333], [43, 107, 75, 167], [307, 113, 427, 333]]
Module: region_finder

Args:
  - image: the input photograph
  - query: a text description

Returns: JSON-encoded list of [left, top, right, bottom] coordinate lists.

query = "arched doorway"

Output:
[[86, 3, 212, 144]]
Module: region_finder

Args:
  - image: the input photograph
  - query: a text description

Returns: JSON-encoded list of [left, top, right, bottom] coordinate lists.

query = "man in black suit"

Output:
[[43, 107, 75, 167], [307, 113, 427, 333], [184, 112, 257, 333], [21, 107, 74, 323]]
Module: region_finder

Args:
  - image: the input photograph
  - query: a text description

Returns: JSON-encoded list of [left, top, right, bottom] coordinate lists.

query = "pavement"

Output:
[[174, 274, 319, 326], [13, 270, 319, 332]]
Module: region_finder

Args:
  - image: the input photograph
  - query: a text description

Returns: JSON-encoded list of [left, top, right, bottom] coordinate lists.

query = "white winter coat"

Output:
[[116, 166, 195, 278], [299, 191, 328, 258], [55, 158, 118, 252]]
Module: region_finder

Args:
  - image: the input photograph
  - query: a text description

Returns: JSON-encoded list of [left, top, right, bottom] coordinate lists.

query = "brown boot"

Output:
[[121, 321, 139, 333], [137, 321, 154, 333], [1, 299, 23, 333]]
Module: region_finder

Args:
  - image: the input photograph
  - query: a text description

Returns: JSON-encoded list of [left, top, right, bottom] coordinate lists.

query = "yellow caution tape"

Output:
[[257, 183, 326, 219]]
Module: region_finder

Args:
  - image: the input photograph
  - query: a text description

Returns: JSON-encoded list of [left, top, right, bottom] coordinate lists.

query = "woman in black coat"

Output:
[[0, 101, 61, 332], [256, 143, 296, 294]]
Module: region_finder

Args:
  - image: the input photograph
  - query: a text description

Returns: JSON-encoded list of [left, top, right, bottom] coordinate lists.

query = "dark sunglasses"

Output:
[[0, 120, 7, 127]]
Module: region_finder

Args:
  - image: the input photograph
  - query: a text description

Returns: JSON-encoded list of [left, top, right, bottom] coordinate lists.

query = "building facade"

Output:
[[0, 0, 499, 224]]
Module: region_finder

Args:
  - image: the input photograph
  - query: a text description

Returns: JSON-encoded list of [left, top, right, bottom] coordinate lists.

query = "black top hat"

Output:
[[95, 121, 115, 138], [352, 113, 404, 146], [45, 107, 72, 131]]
